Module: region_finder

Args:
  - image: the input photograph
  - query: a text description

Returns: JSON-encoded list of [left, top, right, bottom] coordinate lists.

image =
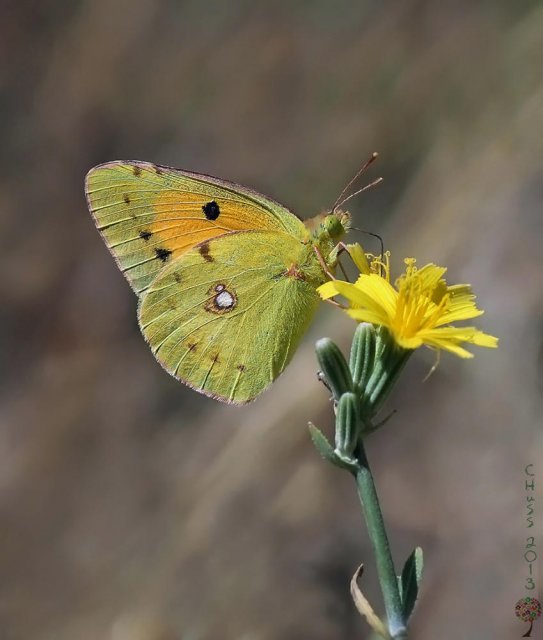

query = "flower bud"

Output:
[[349, 323, 376, 390], [335, 392, 360, 461], [316, 338, 354, 401]]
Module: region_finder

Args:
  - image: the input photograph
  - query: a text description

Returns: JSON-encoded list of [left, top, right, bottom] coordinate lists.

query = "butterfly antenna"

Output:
[[351, 227, 385, 260], [331, 152, 380, 214], [335, 177, 383, 211]]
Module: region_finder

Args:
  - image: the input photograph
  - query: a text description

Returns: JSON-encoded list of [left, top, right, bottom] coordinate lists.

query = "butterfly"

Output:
[[85, 160, 360, 404]]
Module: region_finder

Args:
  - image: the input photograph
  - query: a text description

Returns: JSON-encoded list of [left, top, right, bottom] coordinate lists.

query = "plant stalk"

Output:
[[354, 443, 407, 639]]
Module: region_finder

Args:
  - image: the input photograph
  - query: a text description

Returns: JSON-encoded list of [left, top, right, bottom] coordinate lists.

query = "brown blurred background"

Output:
[[1, 1, 542, 639]]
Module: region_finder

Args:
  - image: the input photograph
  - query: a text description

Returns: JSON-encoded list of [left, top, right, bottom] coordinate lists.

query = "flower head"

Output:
[[319, 247, 498, 358]]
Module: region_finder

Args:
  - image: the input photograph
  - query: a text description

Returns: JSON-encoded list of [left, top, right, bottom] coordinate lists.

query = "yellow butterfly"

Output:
[[85, 161, 352, 404]]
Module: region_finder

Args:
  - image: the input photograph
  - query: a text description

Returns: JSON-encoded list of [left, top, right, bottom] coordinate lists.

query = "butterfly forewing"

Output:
[[85, 161, 306, 295]]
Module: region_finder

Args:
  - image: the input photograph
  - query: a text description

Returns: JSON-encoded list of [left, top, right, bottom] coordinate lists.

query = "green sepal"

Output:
[[308, 422, 337, 464], [308, 423, 360, 472], [399, 546, 424, 622], [361, 327, 412, 416], [335, 392, 360, 462], [316, 338, 353, 401], [363, 409, 397, 436], [374, 325, 389, 361], [349, 323, 376, 390]]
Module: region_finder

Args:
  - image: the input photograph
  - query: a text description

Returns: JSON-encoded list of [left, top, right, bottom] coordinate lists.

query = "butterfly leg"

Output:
[[323, 297, 347, 309], [313, 245, 336, 281], [335, 244, 351, 282], [314, 243, 349, 307], [332, 240, 360, 282]]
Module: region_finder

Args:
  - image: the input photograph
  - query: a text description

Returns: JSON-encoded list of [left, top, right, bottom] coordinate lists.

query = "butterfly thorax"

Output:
[[281, 210, 350, 290]]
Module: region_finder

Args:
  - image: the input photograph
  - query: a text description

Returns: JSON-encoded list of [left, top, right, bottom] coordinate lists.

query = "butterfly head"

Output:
[[304, 210, 351, 276], [323, 209, 351, 239], [308, 209, 351, 243]]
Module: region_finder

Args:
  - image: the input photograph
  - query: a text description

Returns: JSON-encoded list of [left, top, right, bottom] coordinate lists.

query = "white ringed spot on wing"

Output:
[[204, 283, 237, 315]]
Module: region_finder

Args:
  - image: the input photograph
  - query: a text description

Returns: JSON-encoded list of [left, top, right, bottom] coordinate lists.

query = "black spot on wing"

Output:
[[155, 247, 172, 262], [123, 194, 130, 205], [202, 200, 220, 220], [139, 230, 152, 241], [133, 166, 142, 177]]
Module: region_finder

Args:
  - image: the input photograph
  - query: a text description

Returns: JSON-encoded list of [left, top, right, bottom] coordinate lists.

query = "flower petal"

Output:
[[346, 308, 391, 326], [434, 302, 484, 326], [318, 281, 342, 300], [345, 243, 371, 274], [415, 264, 447, 289], [419, 326, 498, 353], [354, 274, 398, 318], [320, 252, 497, 360]]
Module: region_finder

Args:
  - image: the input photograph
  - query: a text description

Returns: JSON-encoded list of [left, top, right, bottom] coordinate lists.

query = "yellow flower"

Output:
[[319, 248, 498, 358]]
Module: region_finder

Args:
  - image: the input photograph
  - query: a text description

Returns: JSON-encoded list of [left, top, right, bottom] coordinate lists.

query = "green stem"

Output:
[[355, 443, 407, 639]]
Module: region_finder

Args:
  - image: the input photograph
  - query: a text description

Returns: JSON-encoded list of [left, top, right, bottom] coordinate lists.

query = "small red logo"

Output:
[[515, 597, 541, 637]]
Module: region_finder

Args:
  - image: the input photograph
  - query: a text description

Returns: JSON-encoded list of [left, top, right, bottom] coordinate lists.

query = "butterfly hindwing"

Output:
[[85, 161, 307, 295], [138, 230, 323, 404]]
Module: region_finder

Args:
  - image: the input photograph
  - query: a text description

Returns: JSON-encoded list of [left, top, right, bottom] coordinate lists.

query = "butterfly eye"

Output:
[[323, 214, 346, 240]]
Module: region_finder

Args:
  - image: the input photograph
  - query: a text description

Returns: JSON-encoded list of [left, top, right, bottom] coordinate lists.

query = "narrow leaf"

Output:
[[308, 423, 337, 464], [350, 564, 391, 639], [400, 546, 424, 621]]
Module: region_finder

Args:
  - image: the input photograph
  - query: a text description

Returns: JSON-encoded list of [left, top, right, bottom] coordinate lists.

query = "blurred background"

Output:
[[1, 1, 542, 638]]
